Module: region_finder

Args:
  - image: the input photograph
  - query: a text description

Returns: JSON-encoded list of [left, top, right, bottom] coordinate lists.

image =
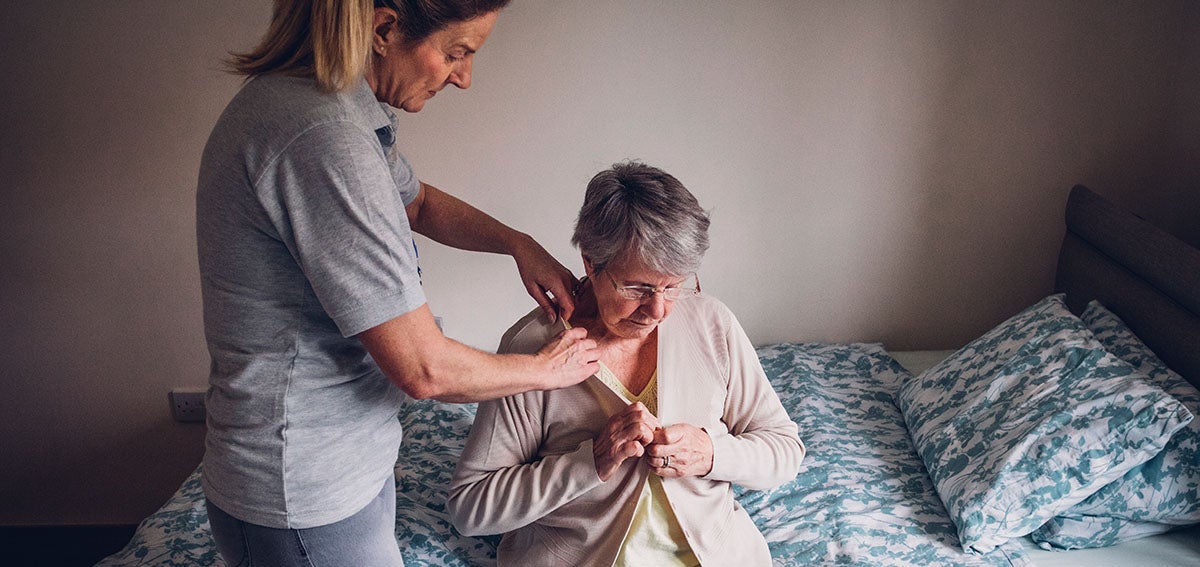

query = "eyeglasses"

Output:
[[602, 271, 701, 302]]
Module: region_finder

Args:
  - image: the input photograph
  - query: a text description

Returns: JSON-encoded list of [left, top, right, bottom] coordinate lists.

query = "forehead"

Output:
[[429, 11, 497, 49], [605, 256, 685, 284]]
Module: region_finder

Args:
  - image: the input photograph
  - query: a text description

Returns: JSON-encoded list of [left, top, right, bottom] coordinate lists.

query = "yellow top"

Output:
[[595, 363, 699, 567]]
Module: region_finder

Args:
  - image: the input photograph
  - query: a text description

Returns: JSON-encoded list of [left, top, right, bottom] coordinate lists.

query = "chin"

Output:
[[616, 322, 657, 339]]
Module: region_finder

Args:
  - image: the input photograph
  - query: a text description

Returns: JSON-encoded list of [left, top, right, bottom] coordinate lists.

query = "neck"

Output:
[[568, 286, 654, 352]]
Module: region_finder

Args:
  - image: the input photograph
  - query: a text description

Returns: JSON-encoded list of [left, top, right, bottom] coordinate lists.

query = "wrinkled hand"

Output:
[[511, 235, 577, 323], [645, 423, 714, 478], [594, 402, 661, 482], [535, 327, 599, 390]]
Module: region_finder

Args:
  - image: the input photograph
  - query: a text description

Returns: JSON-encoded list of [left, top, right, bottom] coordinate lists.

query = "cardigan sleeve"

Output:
[[446, 392, 605, 536], [703, 309, 806, 490]]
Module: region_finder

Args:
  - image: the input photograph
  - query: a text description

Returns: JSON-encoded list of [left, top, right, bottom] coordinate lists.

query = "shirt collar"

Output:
[[352, 77, 397, 149]]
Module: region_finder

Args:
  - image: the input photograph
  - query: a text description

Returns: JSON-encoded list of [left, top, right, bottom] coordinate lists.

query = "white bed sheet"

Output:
[[890, 349, 1200, 567]]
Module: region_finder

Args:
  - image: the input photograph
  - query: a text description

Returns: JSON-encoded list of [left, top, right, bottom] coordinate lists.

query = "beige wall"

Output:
[[1, 1, 1195, 525]]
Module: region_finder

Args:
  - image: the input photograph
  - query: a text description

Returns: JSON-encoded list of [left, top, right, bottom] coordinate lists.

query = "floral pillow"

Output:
[[896, 294, 1193, 554], [1031, 301, 1200, 549]]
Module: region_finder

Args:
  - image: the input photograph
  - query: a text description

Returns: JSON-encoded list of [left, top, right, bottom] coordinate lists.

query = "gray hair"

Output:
[[571, 161, 710, 276]]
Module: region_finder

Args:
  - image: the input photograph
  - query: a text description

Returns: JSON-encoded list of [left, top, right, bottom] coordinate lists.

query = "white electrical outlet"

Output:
[[169, 389, 207, 423]]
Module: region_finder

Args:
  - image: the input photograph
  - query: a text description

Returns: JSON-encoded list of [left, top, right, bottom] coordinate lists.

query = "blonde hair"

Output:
[[227, 0, 374, 92]]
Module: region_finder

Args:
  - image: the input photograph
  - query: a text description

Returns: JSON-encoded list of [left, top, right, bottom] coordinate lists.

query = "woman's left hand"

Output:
[[645, 423, 714, 478], [511, 235, 577, 323]]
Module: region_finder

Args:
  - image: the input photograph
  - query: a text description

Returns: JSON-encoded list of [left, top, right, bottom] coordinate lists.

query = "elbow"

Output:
[[444, 502, 470, 536], [384, 359, 445, 401], [445, 491, 489, 537], [774, 436, 805, 485], [399, 379, 440, 401], [365, 326, 458, 400], [451, 518, 488, 538], [743, 438, 806, 491], [773, 437, 806, 487]]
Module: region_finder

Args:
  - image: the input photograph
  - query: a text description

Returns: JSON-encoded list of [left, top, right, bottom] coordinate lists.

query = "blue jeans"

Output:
[[206, 476, 404, 566]]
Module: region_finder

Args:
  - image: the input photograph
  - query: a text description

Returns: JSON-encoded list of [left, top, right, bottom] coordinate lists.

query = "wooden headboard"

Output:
[[1055, 185, 1200, 388]]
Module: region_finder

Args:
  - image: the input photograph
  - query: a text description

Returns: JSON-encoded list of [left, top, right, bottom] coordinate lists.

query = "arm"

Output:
[[406, 181, 576, 322], [446, 392, 605, 536], [265, 125, 595, 401], [701, 311, 806, 490], [358, 305, 598, 402]]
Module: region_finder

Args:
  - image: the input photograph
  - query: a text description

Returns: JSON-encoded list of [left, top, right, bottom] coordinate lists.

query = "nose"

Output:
[[448, 59, 472, 89], [640, 293, 667, 319]]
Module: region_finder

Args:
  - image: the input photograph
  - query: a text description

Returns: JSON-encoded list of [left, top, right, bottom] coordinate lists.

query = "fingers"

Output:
[[648, 454, 684, 478], [601, 405, 658, 452], [513, 241, 578, 325], [541, 327, 600, 372], [556, 327, 597, 355], [527, 277, 576, 325], [644, 423, 713, 478], [610, 402, 659, 444], [646, 451, 683, 478], [648, 425, 682, 451], [554, 289, 576, 322], [567, 331, 600, 373], [594, 404, 658, 481], [558, 326, 589, 342], [620, 439, 645, 459], [622, 402, 661, 435], [618, 417, 656, 447], [531, 286, 558, 324]]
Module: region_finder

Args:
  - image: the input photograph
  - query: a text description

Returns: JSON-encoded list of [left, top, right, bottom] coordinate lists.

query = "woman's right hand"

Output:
[[593, 402, 660, 481], [535, 327, 600, 390]]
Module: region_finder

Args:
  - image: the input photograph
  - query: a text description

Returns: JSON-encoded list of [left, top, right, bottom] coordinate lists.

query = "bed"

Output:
[[98, 186, 1200, 566]]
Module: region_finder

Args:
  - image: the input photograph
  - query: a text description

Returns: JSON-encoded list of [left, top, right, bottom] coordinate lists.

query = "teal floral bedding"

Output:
[[1031, 301, 1200, 549], [744, 343, 1029, 566], [99, 343, 1029, 566], [896, 295, 1192, 555]]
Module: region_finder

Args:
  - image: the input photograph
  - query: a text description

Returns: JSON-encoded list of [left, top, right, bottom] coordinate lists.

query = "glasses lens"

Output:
[[608, 274, 699, 301], [617, 286, 695, 301], [618, 287, 649, 301]]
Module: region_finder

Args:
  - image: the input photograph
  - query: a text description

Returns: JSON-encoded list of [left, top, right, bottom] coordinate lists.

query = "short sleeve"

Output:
[[257, 120, 426, 337]]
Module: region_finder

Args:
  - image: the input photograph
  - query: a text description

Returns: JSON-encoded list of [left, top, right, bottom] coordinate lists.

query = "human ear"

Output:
[[372, 7, 400, 54]]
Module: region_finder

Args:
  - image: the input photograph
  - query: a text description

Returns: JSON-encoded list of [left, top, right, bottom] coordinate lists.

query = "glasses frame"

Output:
[[600, 270, 701, 302]]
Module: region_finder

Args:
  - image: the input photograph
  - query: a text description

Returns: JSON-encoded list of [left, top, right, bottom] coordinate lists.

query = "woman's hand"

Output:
[[594, 402, 660, 482], [534, 327, 600, 390], [645, 423, 714, 478], [511, 235, 577, 323], [403, 182, 577, 322]]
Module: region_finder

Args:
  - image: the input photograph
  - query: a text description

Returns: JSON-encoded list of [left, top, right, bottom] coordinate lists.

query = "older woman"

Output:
[[196, 0, 601, 564], [447, 162, 805, 567]]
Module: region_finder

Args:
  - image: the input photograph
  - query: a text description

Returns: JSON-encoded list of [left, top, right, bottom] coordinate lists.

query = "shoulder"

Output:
[[233, 75, 373, 123], [498, 308, 564, 355], [664, 294, 746, 376], [213, 75, 387, 161], [672, 293, 736, 329]]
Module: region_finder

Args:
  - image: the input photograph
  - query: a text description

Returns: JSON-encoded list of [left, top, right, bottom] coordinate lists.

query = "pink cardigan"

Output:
[[446, 295, 805, 566]]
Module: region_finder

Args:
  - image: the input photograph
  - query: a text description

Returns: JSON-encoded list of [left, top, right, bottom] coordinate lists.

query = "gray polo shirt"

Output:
[[196, 74, 425, 529]]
